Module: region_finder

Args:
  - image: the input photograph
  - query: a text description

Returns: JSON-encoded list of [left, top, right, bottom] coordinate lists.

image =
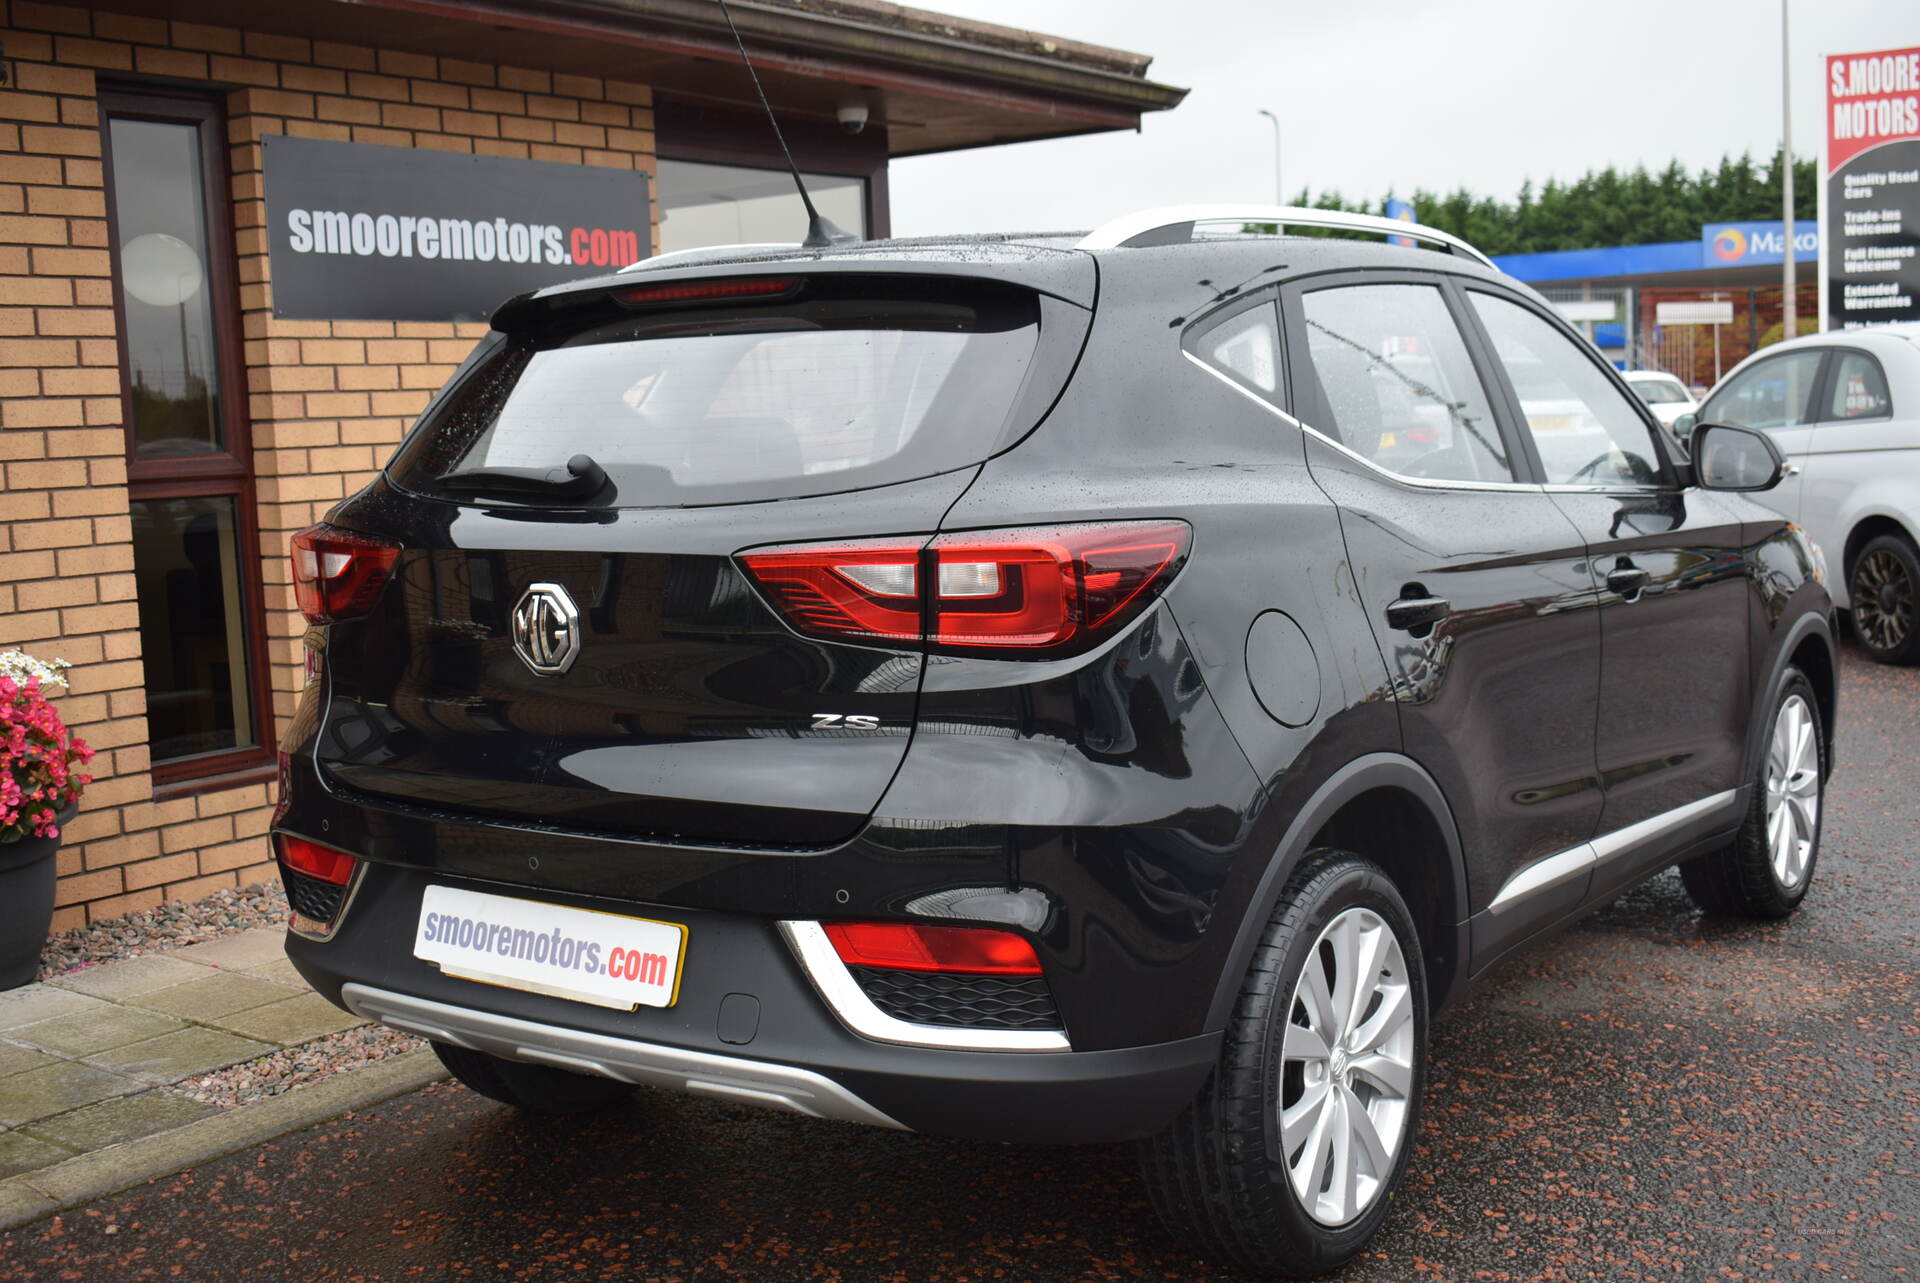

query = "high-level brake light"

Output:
[[615, 277, 797, 306], [737, 521, 1190, 655], [290, 525, 401, 624]]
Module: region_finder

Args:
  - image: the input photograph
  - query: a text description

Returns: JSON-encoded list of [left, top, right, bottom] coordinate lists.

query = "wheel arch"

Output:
[[1755, 610, 1838, 781], [1843, 512, 1916, 582], [1205, 753, 1471, 1032]]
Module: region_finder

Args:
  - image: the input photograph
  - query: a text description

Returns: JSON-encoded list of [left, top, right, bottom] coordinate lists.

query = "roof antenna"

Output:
[[714, 0, 858, 250]]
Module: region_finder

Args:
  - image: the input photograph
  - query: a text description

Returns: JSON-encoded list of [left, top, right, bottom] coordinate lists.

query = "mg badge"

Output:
[[511, 583, 581, 676]]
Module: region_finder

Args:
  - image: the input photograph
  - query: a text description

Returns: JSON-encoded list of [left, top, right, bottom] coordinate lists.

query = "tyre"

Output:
[[1680, 669, 1825, 918], [432, 1041, 639, 1115], [1849, 533, 1920, 665], [1140, 852, 1427, 1277]]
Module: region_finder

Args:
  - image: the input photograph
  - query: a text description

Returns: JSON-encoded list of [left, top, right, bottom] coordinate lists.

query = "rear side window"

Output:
[[392, 281, 1049, 506], [1189, 302, 1281, 396], [1701, 350, 1824, 430], [1826, 351, 1892, 421], [1298, 283, 1513, 484], [1632, 376, 1690, 405]]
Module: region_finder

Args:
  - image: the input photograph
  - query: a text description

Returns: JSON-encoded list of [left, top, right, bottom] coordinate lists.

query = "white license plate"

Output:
[[413, 885, 686, 1011]]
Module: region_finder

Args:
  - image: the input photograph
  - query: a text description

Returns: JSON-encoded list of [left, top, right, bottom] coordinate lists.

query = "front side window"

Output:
[[1825, 351, 1893, 421], [1632, 376, 1691, 406], [104, 92, 265, 780], [1469, 293, 1663, 487], [1298, 283, 1512, 484], [1700, 350, 1825, 430]]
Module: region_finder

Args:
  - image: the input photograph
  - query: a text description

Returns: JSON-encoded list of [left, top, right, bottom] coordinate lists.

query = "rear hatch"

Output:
[[313, 259, 1092, 848]]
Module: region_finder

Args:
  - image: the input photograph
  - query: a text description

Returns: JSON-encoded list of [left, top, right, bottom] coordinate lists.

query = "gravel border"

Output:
[[38, 883, 287, 981], [168, 1026, 427, 1109]]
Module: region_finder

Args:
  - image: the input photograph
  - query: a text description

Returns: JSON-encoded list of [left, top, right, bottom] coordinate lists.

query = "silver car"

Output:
[[1683, 324, 1920, 663]]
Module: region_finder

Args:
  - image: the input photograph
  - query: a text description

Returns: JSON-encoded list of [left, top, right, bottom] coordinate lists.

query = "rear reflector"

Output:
[[291, 525, 401, 624], [737, 521, 1190, 655], [616, 277, 796, 306], [274, 833, 358, 886], [824, 921, 1043, 975]]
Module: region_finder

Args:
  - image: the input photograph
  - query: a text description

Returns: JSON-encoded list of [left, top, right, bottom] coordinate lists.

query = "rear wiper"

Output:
[[440, 453, 611, 502]]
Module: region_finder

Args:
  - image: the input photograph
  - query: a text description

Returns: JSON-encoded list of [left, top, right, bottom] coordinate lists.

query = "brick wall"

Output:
[[0, 0, 657, 927]]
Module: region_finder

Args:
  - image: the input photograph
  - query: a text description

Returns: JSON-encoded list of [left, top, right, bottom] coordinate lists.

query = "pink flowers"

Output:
[[0, 673, 92, 844]]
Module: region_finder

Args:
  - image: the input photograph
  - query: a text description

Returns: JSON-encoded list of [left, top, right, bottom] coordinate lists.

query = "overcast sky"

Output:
[[890, 0, 1915, 237]]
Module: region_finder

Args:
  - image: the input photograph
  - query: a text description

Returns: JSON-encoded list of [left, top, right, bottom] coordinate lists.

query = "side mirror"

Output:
[[1692, 422, 1790, 492], [1673, 411, 1697, 438]]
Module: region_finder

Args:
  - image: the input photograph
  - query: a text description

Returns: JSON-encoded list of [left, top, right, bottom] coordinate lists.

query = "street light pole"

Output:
[[1781, 0, 1797, 341], [1257, 109, 1282, 204]]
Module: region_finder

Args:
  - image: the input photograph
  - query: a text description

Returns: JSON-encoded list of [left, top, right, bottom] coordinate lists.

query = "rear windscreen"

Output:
[[390, 280, 1046, 507]]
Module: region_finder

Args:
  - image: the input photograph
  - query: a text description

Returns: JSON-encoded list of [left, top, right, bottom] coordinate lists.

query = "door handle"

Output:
[[1385, 593, 1450, 634], [1606, 562, 1651, 600]]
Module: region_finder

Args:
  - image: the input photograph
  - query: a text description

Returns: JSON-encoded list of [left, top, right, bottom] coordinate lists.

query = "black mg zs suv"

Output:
[[274, 207, 1835, 1277]]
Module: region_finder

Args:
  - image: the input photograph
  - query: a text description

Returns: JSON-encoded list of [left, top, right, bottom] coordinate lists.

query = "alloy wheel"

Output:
[[1765, 693, 1820, 890], [1852, 548, 1915, 655], [1279, 906, 1417, 1227]]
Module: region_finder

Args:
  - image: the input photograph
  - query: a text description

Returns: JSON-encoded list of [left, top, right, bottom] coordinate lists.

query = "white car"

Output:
[[1682, 324, 1920, 664], [1623, 370, 1699, 442]]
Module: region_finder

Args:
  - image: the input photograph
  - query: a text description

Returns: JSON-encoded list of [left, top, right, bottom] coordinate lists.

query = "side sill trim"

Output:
[[779, 920, 1072, 1053], [1488, 789, 1739, 916], [340, 983, 905, 1130]]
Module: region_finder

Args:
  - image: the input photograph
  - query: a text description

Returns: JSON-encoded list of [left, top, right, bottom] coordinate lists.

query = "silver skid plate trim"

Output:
[[340, 984, 905, 1130]]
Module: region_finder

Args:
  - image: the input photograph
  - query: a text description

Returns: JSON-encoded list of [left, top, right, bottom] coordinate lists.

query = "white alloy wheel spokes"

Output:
[[1278, 906, 1416, 1227], [1764, 694, 1820, 889]]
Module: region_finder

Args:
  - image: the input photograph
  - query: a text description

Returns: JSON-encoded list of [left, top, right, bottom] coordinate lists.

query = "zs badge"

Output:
[[811, 713, 881, 731]]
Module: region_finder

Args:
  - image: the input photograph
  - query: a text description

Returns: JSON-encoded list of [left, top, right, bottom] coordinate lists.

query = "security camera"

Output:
[[837, 101, 869, 135]]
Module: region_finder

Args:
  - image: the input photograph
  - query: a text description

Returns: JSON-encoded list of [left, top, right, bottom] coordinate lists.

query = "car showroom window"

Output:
[[1701, 349, 1825, 430], [1297, 283, 1512, 484], [1468, 292, 1663, 487], [1189, 300, 1282, 397], [1826, 350, 1893, 421]]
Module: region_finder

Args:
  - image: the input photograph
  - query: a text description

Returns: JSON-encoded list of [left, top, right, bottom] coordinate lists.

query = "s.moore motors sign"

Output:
[[1819, 45, 1920, 329], [263, 136, 651, 321]]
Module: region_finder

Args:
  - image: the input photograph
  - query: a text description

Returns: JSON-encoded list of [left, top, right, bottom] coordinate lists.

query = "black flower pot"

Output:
[[0, 805, 74, 991]]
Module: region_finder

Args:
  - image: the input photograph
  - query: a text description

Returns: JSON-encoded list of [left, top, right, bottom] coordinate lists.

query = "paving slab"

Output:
[[20, 1092, 217, 1153], [210, 992, 364, 1046], [0, 1130, 71, 1180], [0, 986, 107, 1032], [10, 1007, 186, 1057], [164, 930, 289, 971], [128, 972, 299, 1022], [46, 955, 212, 1001], [239, 956, 307, 987], [87, 1028, 274, 1084], [0, 1043, 59, 1079], [0, 1062, 143, 1127]]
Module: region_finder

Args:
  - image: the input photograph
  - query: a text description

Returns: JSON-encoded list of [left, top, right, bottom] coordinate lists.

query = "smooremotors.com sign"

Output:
[[263, 135, 651, 322]]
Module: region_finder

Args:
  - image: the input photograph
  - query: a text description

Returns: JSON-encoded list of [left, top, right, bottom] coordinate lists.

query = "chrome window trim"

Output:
[[341, 983, 906, 1129], [1181, 350, 1543, 495], [779, 919, 1071, 1053], [1077, 203, 1498, 270], [1488, 790, 1739, 916]]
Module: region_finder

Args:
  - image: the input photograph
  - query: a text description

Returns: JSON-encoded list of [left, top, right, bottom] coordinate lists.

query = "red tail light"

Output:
[[274, 833, 358, 886], [291, 525, 400, 623], [737, 521, 1189, 654], [824, 921, 1043, 975]]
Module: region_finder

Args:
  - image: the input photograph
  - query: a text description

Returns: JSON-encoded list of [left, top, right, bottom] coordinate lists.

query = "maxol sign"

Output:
[[1701, 221, 1819, 267], [263, 135, 651, 322]]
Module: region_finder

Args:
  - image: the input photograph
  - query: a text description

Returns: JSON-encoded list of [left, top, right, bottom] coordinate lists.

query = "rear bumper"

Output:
[[288, 862, 1218, 1144]]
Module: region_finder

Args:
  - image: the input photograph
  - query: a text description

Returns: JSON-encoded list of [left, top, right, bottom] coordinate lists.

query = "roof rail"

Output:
[[1076, 204, 1496, 270]]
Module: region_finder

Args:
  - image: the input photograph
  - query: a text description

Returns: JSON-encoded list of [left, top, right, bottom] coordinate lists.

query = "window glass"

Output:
[[401, 287, 1041, 505], [1631, 376, 1691, 406], [1299, 283, 1512, 483], [132, 496, 257, 763], [1470, 293, 1662, 486], [1826, 351, 1892, 420], [109, 119, 227, 458], [656, 159, 865, 255], [1191, 303, 1280, 394], [1700, 350, 1824, 430]]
